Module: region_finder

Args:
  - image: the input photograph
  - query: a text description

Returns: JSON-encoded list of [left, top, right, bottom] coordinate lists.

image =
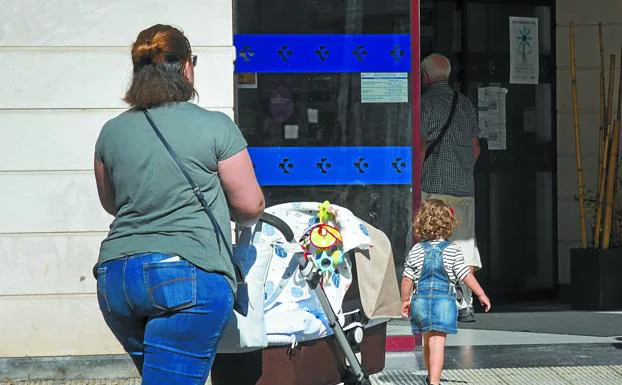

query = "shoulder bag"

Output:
[[142, 110, 249, 317], [425, 91, 459, 160]]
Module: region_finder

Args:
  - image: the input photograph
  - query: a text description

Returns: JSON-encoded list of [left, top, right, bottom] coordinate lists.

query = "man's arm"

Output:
[[465, 96, 482, 164], [472, 137, 481, 163], [419, 103, 431, 165]]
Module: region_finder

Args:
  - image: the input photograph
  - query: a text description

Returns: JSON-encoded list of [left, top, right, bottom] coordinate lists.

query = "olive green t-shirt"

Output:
[[94, 102, 247, 292]]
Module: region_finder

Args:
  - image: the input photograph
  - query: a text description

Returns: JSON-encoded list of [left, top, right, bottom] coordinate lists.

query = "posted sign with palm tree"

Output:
[[509, 16, 539, 85]]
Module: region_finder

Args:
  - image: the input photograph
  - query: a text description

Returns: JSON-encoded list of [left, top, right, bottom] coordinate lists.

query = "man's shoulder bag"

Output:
[[425, 91, 459, 160]]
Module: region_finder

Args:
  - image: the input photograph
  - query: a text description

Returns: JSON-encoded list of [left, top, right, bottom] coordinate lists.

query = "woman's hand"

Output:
[[401, 300, 411, 318]]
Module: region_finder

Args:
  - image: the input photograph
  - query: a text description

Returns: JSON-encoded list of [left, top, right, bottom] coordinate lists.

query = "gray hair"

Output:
[[421, 53, 451, 81]]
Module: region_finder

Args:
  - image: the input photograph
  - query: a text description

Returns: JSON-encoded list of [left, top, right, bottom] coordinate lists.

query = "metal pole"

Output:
[[296, 254, 367, 383]]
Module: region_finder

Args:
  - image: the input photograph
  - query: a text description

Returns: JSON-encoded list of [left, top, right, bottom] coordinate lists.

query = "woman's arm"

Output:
[[218, 149, 265, 226], [94, 155, 116, 216]]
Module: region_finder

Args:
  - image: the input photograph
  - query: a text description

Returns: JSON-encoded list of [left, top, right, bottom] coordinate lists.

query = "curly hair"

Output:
[[413, 199, 459, 241]]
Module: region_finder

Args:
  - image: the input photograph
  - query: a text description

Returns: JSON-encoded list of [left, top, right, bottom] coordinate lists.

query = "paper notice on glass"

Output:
[[361, 73, 408, 103], [284, 124, 299, 140], [307, 108, 319, 123], [478, 87, 508, 150], [509, 16, 539, 84], [238, 73, 258, 89]]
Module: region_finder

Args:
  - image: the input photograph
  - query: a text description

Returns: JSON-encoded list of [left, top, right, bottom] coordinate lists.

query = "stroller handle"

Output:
[[259, 212, 296, 243]]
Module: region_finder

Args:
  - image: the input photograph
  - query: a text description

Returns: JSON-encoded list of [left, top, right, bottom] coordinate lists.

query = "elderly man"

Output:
[[419, 53, 482, 322]]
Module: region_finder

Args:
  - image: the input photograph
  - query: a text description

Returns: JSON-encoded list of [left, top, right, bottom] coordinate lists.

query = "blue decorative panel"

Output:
[[234, 34, 411, 73], [248, 146, 412, 186]]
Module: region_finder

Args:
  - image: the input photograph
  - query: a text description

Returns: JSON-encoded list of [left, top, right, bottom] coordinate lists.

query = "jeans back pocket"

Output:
[[96, 267, 111, 312], [143, 260, 197, 312]]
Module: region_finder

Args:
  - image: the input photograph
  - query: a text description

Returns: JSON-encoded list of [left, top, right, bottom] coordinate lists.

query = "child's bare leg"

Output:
[[422, 332, 431, 375], [427, 331, 447, 384]]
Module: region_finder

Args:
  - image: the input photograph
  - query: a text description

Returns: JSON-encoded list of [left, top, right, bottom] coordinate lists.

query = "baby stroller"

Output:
[[211, 202, 402, 385]]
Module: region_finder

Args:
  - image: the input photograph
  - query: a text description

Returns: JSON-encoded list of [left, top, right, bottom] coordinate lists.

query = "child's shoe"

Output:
[[458, 306, 476, 322], [427, 377, 445, 385]]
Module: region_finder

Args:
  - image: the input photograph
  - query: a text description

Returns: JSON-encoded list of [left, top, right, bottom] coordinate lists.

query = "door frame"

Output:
[[411, 0, 422, 215]]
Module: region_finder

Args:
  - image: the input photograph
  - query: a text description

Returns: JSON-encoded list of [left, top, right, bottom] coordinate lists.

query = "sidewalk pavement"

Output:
[[5, 317, 622, 384], [4, 366, 622, 385]]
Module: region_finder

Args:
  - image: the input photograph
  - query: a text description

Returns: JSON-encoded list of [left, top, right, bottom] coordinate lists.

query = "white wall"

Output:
[[556, 0, 622, 283], [0, 0, 234, 357]]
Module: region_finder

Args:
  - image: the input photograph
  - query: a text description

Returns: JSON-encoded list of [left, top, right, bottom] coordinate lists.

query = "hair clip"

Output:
[[449, 208, 455, 217]]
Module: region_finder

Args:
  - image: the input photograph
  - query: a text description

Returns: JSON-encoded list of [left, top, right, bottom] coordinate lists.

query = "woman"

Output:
[[93, 24, 264, 384]]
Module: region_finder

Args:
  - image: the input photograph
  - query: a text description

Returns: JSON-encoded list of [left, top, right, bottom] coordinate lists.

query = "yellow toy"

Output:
[[300, 201, 346, 277], [309, 223, 342, 249]]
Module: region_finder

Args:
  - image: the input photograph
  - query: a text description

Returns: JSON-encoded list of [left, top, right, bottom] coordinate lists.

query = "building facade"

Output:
[[0, 0, 236, 358]]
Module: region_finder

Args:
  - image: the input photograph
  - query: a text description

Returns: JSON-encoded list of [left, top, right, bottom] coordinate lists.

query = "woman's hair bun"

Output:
[[132, 38, 162, 66], [130, 25, 191, 68]]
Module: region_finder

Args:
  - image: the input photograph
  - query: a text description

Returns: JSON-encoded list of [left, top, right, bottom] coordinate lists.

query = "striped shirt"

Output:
[[403, 240, 471, 285], [421, 81, 480, 197]]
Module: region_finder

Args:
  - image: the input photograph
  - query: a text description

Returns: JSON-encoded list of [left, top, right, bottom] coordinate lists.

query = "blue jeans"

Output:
[[96, 252, 233, 385]]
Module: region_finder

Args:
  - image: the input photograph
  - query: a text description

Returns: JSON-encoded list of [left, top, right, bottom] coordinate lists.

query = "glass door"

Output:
[[419, 0, 556, 297], [466, 0, 556, 296]]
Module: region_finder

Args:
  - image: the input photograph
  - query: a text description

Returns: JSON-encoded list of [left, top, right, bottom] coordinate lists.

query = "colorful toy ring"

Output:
[[316, 251, 335, 273], [309, 224, 342, 250]]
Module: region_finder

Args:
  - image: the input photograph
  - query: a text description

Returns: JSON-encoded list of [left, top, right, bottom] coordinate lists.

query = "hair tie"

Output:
[[140, 38, 159, 52]]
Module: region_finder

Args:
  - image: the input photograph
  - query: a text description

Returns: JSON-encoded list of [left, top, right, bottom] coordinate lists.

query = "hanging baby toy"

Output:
[[300, 201, 346, 285]]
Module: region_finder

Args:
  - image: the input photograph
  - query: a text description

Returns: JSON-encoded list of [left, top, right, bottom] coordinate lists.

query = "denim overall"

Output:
[[410, 241, 458, 334]]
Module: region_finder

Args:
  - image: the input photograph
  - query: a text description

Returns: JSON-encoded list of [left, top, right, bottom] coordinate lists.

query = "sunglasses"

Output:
[[191, 55, 198, 67]]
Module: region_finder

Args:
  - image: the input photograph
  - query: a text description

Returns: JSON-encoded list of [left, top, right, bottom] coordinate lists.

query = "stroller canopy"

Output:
[[352, 219, 401, 319]]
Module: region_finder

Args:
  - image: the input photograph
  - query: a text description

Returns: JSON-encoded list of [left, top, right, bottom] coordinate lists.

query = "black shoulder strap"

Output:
[[142, 110, 242, 282], [425, 91, 459, 160]]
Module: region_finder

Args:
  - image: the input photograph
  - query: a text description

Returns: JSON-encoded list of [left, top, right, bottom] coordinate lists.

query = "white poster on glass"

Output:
[[361, 73, 408, 103], [478, 87, 508, 150], [509, 16, 539, 84]]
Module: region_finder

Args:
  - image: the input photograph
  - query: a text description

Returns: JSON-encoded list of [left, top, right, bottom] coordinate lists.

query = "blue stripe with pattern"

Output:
[[234, 34, 411, 73], [248, 146, 412, 186]]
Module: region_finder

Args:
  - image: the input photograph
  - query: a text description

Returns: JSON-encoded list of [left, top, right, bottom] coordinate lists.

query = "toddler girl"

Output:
[[401, 199, 491, 385]]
